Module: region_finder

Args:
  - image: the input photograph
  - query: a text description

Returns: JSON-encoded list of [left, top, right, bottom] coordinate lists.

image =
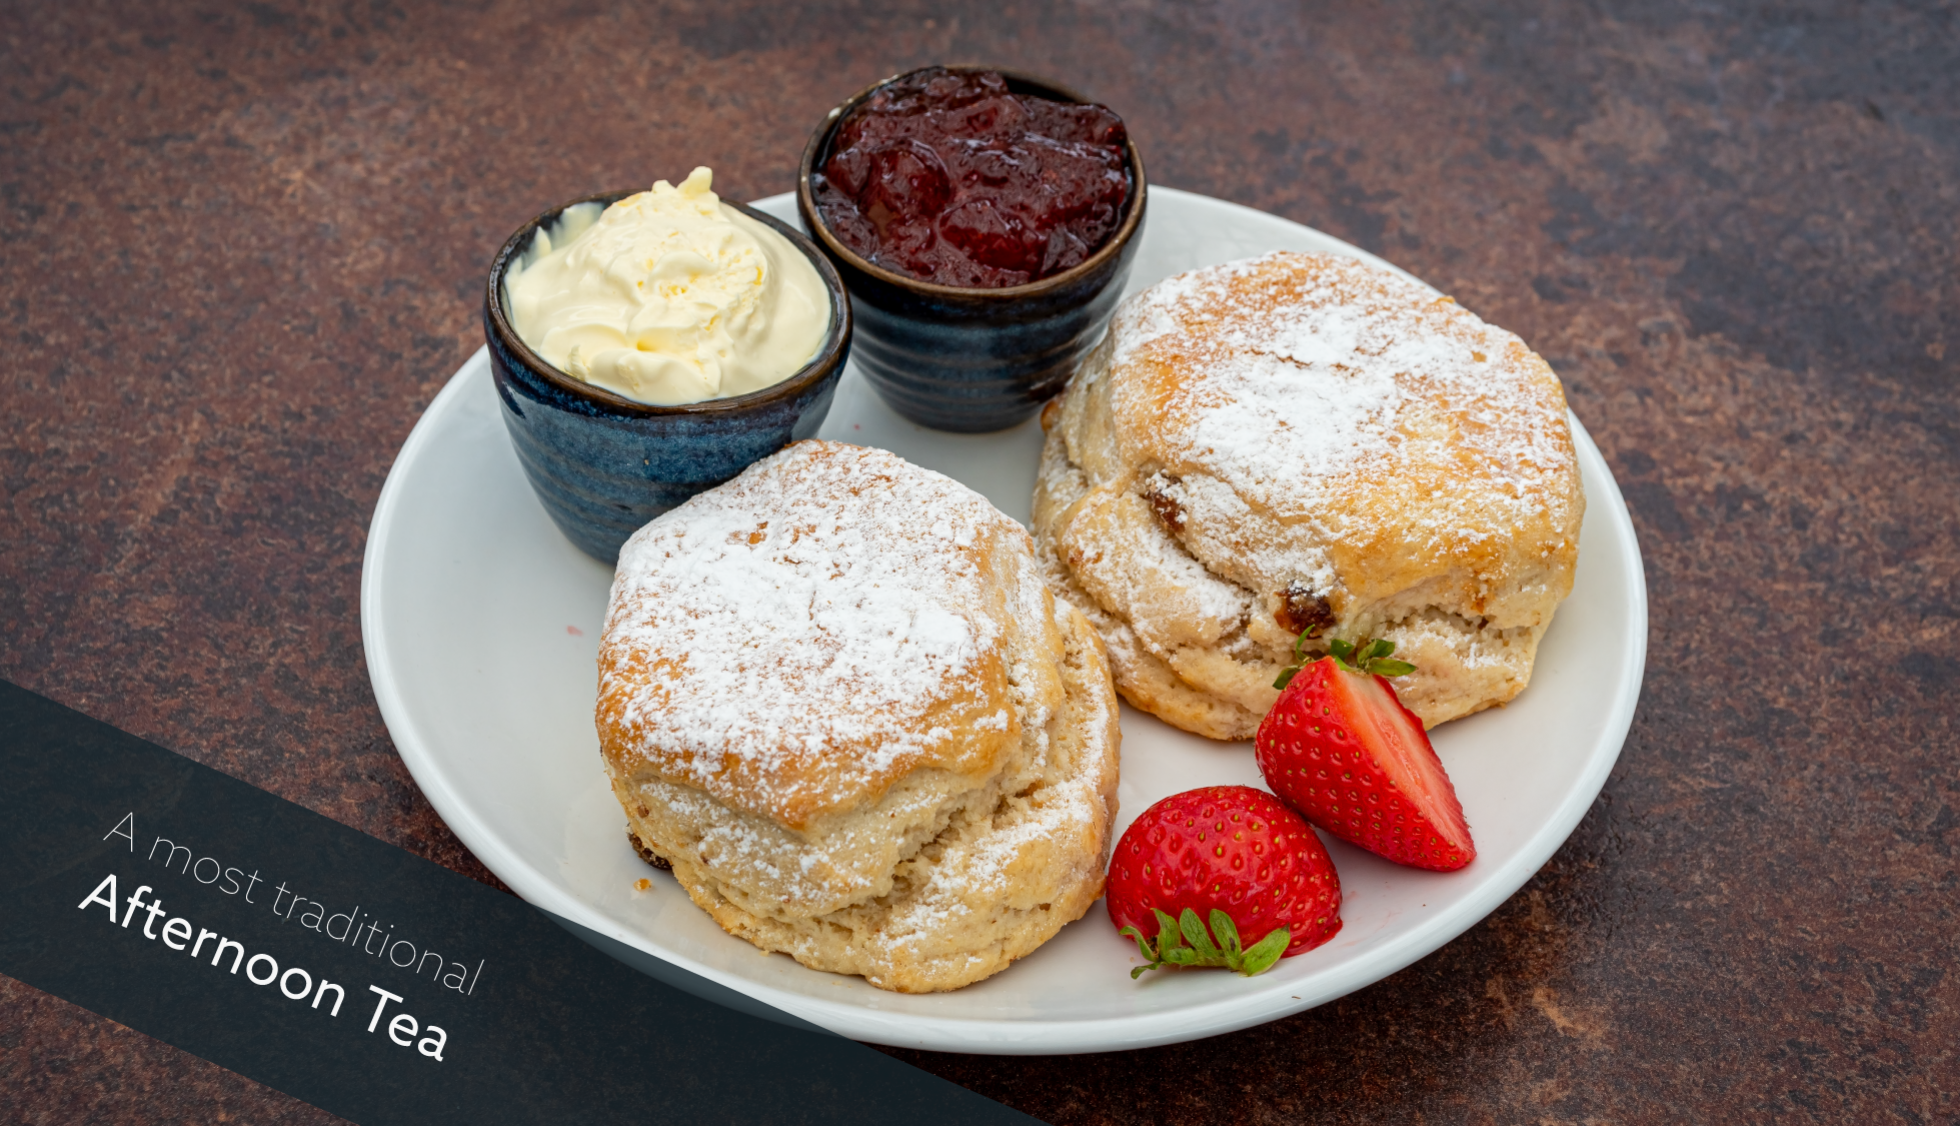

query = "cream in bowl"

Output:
[[504, 167, 830, 406], [483, 176, 853, 562]]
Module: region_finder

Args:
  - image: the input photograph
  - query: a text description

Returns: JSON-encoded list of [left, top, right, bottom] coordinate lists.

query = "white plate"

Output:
[[361, 188, 1647, 1054]]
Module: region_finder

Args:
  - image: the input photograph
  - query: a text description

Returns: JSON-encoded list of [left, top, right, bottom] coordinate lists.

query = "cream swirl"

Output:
[[506, 168, 828, 405]]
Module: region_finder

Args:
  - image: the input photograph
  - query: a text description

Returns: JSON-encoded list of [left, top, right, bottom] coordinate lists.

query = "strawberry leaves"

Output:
[[1272, 623, 1326, 690], [1118, 908, 1291, 979], [1273, 628, 1415, 689], [1328, 637, 1417, 678]]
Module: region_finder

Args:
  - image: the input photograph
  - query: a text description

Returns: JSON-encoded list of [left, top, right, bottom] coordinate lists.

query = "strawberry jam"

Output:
[[812, 69, 1131, 288]]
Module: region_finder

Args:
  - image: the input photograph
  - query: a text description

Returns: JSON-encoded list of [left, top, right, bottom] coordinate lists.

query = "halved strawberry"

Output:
[[1106, 785, 1342, 978], [1256, 638, 1476, 871]]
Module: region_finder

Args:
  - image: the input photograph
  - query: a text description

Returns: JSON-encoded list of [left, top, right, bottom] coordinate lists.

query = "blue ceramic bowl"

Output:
[[484, 190, 852, 563], [797, 66, 1146, 433]]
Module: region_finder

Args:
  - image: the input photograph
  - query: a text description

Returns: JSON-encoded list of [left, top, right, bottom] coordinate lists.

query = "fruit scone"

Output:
[[597, 440, 1121, 993], [1033, 251, 1585, 740]]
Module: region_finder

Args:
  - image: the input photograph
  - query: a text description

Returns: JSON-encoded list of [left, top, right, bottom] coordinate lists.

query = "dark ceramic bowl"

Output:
[[484, 190, 851, 563], [797, 66, 1147, 433]]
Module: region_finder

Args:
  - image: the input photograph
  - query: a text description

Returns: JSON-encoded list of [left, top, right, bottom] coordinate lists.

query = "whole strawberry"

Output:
[[1257, 637, 1476, 871], [1106, 786, 1342, 978]]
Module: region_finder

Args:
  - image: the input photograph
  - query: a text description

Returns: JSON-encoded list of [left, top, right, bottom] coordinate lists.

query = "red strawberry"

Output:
[[1106, 786, 1342, 978], [1256, 637, 1476, 871]]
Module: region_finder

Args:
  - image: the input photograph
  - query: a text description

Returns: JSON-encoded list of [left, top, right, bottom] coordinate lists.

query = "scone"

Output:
[[597, 440, 1121, 993], [1033, 251, 1584, 739]]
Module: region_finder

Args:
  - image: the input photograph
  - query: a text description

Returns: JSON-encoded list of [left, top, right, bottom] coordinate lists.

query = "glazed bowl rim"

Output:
[[796, 64, 1149, 301], [484, 189, 851, 419]]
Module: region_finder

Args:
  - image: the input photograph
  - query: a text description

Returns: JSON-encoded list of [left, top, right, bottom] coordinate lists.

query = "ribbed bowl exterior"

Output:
[[483, 321, 843, 561], [825, 229, 1142, 432]]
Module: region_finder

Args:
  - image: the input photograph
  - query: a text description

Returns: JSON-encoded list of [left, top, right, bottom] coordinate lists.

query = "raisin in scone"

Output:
[[1032, 251, 1584, 739], [597, 440, 1121, 993]]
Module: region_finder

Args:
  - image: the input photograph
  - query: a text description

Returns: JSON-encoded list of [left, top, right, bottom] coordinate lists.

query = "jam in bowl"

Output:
[[799, 66, 1147, 433]]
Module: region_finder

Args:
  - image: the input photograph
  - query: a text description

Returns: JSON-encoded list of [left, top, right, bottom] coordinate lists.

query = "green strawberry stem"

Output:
[[1119, 908, 1290, 979], [1273, 630, 1416, 689]]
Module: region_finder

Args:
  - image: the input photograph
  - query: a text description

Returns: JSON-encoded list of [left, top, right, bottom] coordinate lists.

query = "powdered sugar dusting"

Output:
[[602, 442, 1017, 821], [1181, 350, 1402, 500], [1108, 251, 1575, 527]]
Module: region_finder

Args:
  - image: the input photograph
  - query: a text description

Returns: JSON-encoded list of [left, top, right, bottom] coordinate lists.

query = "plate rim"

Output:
[[361, 188, 1649, 1053]]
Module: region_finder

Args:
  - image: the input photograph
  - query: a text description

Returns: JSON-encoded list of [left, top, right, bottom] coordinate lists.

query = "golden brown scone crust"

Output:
[[598, 441, 1121, 993], [1033, 252, 1585, 737]]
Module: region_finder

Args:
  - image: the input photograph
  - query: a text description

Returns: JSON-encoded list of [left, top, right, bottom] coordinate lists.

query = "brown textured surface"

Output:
[[2, 1, 1954, 1122]]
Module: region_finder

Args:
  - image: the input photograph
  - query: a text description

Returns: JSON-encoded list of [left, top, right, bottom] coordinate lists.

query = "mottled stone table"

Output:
[[3, 2, 1954, 1122]]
